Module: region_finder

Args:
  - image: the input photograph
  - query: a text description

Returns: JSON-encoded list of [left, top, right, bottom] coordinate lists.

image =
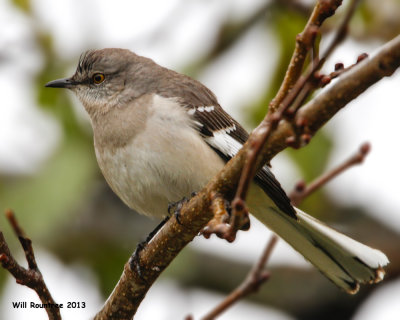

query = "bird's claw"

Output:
[[168, 193, 197, 224]]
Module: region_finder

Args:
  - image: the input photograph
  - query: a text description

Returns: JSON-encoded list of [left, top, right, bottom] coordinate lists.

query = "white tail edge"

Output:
[[249, 187, 389, 294]]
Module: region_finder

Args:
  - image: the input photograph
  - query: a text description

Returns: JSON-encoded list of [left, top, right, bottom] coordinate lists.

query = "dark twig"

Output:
[[0, 210, 61, 320], [321, 53, 369, 87], [200, 235, 277, 320], [227, 112, 281, 239], [322, 0, 361, 60], [279, 0, 361, 119], [267, 0, 361, 129], [197, 142, 372, 320], [290, 142, 371, 206], [269, 0, 343, 113], [292, 0, 362, 112]]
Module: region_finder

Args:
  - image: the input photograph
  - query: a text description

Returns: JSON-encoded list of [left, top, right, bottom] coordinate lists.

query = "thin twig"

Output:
[[0, 210, 61, 320], [322, 0, 361, 60], [228, 112, 281, 236], [286, 0, 362, 112], [200, 235, 277, 320], [276, 0, 361, 119], [320, 52, 369, 87], [290, 142, 371, 206], [269, 0, 343, 113]]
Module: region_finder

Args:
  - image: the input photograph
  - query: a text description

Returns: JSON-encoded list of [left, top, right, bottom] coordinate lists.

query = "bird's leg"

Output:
[[130, 215, 170, 279], [168, 197, 187, 224], [147, 215, 171, 242]]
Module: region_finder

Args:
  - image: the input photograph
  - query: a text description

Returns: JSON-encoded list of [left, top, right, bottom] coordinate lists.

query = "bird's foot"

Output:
[[168, 192, 197, 224]]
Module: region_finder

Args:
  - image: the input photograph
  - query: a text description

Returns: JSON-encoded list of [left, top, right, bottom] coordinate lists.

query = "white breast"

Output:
[[94, 95, 225, 218]]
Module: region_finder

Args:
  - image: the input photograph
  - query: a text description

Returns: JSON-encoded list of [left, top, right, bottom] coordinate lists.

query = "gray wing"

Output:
[[158, 71, 296, 219]]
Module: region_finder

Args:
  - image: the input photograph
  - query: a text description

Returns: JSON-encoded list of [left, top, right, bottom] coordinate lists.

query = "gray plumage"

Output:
[[46, 48, 388, 294]]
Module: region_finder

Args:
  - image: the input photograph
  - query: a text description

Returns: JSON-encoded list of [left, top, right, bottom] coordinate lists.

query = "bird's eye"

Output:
[[92, 73, 105, 84]]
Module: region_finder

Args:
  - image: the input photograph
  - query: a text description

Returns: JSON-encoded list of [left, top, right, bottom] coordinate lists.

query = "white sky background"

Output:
[[0, 0, 399, 319]]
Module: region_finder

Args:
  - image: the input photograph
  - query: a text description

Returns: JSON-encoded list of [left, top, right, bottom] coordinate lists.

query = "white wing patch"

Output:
[[206, 125, 242, 158], [187, 106, 215, 115], [186, 105, 242, 158]]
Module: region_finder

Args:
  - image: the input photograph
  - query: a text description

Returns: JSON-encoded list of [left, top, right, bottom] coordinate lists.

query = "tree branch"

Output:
[[0, 210, 61, 320], [290, 142, 371, 206]]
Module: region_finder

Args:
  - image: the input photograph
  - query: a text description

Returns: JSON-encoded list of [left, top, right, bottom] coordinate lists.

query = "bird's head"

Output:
[[46, 48, 149, 117]]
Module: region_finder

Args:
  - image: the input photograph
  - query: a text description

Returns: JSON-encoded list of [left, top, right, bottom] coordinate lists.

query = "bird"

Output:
[[46, 48, 388, 294]]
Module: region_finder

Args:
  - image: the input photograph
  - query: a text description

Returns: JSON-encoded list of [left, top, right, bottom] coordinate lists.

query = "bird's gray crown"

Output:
[[73, 48, 143, 81], [76, 50, 97, 75]]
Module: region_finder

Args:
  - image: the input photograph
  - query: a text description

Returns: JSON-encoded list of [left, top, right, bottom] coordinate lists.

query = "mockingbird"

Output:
[[46, 48, 388, 293]]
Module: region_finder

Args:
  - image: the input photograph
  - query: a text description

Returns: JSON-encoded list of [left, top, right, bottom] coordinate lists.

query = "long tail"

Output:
[[249, 188, 389, 294]]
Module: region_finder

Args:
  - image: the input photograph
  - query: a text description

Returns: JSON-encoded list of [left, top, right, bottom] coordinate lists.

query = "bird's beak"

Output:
[[45, 77, 76, 89]]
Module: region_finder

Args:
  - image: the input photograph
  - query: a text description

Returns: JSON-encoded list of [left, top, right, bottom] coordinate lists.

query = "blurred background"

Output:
[[0, 0, 399, 319]]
